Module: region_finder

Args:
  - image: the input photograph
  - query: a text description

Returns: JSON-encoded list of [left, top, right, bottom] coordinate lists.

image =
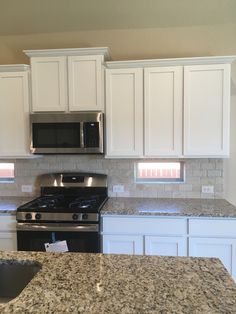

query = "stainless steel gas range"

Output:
[[16, 172, 108, 253]]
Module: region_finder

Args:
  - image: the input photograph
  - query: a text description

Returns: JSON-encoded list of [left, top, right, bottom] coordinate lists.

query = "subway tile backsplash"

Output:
[[0, 157, 223, 199]]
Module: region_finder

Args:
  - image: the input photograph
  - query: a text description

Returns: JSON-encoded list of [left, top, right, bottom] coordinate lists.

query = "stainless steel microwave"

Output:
[[30, 112, 104, 154]]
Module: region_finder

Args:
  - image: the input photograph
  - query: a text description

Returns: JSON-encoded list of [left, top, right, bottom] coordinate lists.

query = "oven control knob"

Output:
[[35, 213, 41, 220], [72, 213, 79, 220], [25, 213, 32, 220], [82, 213, 88, 220]]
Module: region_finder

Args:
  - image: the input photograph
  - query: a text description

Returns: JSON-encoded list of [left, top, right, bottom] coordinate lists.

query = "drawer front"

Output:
[[0, 215, 17, 231], [102, 216, 187, 235], [189, 219, 236, 237]]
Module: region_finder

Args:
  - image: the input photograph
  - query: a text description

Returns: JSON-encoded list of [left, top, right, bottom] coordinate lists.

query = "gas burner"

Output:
[[28, 195, 65, 210], [69, 197, 98, 210]]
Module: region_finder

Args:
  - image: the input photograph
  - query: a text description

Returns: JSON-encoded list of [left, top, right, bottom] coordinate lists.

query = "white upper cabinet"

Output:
[[0, 66, 30, 157], [184, 64, 231, 157], [24, 48, 110, 112], [68, 55, 103, 111], [105, 65, 183, 158], [30, 56, 67, 112], [105, 56, 234, 158], [144, 66, 183, 157], [105, 68, 143, 157]]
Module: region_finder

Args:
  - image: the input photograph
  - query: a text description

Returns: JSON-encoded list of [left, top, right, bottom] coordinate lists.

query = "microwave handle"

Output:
[[80, 122, 84, 148]]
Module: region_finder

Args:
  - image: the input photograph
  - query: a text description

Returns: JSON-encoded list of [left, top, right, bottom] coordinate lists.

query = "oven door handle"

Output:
[[16, 223, 99, 232]]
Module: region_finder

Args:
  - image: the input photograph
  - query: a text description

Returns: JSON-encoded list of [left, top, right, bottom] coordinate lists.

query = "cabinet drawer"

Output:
[[102, 216, 187, 235], [0, 215, 17, 231], [189, 219, 236, 237]]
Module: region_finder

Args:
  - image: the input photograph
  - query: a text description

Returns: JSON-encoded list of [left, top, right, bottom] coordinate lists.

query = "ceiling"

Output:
[[0, 0, 236, 36]]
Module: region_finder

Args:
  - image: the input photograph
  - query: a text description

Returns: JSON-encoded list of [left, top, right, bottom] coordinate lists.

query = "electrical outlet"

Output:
[[201, 185, 214, 194], [21, 185, 33, 193], [113, 185, 124, 193]]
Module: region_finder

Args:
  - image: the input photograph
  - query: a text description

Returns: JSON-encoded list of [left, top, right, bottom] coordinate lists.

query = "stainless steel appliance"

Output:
[[30, 112, 104, 154], [16, 172, 108, 253]]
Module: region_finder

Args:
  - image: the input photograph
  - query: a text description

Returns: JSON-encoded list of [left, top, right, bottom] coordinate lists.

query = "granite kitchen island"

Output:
[[0, 251, 235, 313]]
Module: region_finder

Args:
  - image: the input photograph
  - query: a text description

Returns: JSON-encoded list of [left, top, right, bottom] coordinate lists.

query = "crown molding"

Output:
[[0, 64, 30, 72], [24, 47, 111, 60], [106, 56, 236, 69]]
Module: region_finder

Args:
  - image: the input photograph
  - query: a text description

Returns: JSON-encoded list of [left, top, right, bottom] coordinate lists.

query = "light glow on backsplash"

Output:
[[0, 156, 223, 199]]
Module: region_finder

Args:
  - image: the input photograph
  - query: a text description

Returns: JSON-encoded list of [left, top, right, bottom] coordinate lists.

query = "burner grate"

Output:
[[33, 195, 65, 210]]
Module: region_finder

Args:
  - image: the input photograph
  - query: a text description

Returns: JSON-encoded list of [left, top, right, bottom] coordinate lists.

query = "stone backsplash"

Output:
[[0, 156, 223, 199]]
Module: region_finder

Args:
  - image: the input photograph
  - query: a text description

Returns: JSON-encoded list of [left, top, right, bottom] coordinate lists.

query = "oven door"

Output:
[[17, 223, 100, 253]]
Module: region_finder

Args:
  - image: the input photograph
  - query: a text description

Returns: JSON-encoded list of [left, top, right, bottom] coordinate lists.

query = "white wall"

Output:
[[224, 64, 236, 205]]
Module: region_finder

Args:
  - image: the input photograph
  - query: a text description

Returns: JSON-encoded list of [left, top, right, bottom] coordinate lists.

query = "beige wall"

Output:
[[0, 24, 236, 64]]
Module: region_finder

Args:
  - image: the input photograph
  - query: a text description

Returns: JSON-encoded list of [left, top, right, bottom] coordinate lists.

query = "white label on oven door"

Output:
[[44, 240, 69, 253]]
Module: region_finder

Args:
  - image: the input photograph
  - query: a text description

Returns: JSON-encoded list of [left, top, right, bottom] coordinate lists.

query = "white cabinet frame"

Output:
[[31, 56, 67, 112], [144, 66, 183, 157], [189, 237, 236, 280], [105, 56, 234, 158], [145, 236, 187, 256], [184, 64, 230, 157], [68, 55, 104, 111], [0, 215, 17, 251], [103, 234, 143, 255], [0, 68, 30, 157], [105, 68, 143, 157], [0, 232, 17, 251], [102, 216, 188, 257], [25, 48, 110, 112]]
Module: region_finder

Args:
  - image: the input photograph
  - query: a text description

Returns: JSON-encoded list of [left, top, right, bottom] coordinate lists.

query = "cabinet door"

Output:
[[184, 64, 230, 156], [0, 232, 17, 251], [0, 72, 30, 156], [31, 56, 67, 112], [105, 68, 143, 157], [144, 66, 183, 157], [145, 236, 187, 256], [102, 235, 143, 255], [68, 55, 104, 111], [189, 237, 236, 280]]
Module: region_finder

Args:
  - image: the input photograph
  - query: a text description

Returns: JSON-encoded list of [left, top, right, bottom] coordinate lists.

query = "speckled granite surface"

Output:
[[0, 197, 34, 214], [101, 197, 236, 218], [1, 196, 236, 218], [0, 251, 235, 313]]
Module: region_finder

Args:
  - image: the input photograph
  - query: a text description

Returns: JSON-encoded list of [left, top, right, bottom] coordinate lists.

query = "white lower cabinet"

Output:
[[0, 214, 17, 251], [102, 216, 187, 257], [145, 236, 187, 256], [0, 232, 17, 251], [103, 235, 143, 255], [189, 218, 236, 281], [189, 237, 236, 279]]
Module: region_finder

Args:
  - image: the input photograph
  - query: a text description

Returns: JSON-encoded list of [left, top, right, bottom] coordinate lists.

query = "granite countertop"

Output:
[[101, 197, 236, 218], [0, 251, 235, 313], [0, 197, 34, 214], [1, 196, 236, 218]]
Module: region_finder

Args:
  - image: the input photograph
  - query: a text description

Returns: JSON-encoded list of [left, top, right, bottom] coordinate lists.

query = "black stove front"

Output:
[[16, 172, 108, 253]]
